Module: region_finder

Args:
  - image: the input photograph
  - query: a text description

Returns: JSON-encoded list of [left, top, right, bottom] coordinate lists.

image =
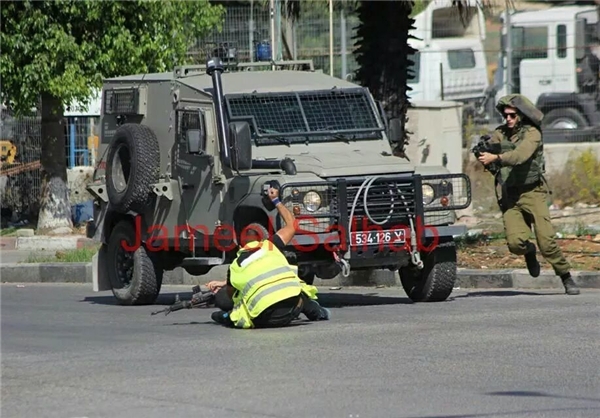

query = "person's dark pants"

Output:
[[214, 287, 325, 327]]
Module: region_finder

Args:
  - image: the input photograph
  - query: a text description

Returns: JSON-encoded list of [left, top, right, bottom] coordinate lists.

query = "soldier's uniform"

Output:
[[485, 94, 580, 295]]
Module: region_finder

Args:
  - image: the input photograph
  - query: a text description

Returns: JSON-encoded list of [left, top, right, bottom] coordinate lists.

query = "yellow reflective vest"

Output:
[[228, 239, 319, 329]]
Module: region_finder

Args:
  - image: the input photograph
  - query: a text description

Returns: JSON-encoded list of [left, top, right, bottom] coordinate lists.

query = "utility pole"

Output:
[[270, 0, 276, 70], [505, 2, 513, 95], [329, 0, 334, 76]]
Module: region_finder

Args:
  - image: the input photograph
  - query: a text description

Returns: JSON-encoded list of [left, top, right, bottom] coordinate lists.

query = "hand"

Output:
[[478, 152, 499, 166], [268, 187, 279, 201], [206, 280, 226, 293]]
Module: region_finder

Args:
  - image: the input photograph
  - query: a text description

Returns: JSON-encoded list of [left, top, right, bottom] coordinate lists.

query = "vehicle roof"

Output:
[[508, 5, 596, 24], [104, 69, 360, 95]]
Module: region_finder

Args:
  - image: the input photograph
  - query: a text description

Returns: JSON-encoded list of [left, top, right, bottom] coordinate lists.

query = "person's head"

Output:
[[502, 105, 520, 129], [239, 225, 265, 248]]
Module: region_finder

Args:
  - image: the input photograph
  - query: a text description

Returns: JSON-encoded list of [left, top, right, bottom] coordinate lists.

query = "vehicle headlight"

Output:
[[303, 191, 321, 212], [422, 184, 435, 205]]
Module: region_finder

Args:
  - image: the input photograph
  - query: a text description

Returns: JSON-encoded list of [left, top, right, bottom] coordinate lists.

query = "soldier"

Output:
[[476, 94, 580, 295]]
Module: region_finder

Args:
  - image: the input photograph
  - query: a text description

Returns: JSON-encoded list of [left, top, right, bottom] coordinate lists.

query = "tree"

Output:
[[0, 0, 225, 233]]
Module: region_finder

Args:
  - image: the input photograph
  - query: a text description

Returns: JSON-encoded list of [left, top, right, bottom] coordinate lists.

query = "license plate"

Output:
[[350, 229, 406, 247]]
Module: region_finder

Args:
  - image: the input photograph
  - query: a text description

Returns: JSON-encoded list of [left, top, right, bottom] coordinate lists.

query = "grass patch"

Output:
[[23, 246, 100, 263], [0, 227, 18, 236]]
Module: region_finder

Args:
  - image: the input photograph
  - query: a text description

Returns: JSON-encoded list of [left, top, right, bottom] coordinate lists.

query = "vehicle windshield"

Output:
[[224, 87, 384, 145]]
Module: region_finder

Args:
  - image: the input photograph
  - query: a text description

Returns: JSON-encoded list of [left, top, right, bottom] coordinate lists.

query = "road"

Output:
[[2, 283, 599, 418]]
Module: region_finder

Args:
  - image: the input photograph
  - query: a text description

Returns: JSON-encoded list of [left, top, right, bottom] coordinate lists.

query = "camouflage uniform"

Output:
[[485, 94, 580, 295]]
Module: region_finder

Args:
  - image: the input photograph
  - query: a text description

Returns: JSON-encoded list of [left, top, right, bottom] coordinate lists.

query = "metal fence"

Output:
[[189, 2, 363, 80], [1, 108, 100, 222]]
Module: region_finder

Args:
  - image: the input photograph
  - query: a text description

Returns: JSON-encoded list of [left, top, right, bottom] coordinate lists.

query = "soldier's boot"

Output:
[[560, 273, 580, 295], [524, 242, 540, 278]]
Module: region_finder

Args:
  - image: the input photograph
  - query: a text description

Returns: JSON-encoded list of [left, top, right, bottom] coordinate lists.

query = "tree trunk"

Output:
[[36, 92, 73, 233], [352, 0, 417, 159]]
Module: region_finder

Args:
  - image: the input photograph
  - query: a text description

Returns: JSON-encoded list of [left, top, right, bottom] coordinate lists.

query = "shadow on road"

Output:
[[316, 292, 412, 308], [401, 391, 600, 417], [484, 390, 600, 404], [453, 290, 563, 298], [81, 291, 412, 308]]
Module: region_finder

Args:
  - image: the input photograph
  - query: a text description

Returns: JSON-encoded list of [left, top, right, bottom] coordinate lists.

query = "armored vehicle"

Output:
[[86, 57, 472, 306]]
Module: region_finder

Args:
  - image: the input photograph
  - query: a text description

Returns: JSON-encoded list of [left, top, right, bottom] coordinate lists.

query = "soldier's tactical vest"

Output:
[[497, 125, 545, 188]]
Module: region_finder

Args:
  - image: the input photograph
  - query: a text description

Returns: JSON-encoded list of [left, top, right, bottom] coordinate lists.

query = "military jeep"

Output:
[[86, 57, 472, 306]]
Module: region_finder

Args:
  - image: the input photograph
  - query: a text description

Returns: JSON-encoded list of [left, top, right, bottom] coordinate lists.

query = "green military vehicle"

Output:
[[86, 57, 472, 306]]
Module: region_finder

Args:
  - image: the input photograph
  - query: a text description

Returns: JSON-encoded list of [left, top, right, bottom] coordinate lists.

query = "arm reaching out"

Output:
[[268, 187, 297, 246]]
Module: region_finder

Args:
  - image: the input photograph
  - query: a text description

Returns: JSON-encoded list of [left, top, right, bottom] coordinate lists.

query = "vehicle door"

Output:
[[174, 103, 222, 244], [512, 23, 554, 104]]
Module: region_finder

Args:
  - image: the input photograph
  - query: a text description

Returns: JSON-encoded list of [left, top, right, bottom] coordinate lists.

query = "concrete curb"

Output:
[[0, 236, 95, 251], [1, 262, 599, 290]]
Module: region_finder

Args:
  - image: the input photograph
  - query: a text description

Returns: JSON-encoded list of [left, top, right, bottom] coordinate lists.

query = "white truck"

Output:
[[407, 0, 492, 126], [493, 4, 600, 142]]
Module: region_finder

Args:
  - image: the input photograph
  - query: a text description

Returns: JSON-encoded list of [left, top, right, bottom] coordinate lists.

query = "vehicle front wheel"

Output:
[[399, 239, 457, 302], [106, 219, 163, 305]]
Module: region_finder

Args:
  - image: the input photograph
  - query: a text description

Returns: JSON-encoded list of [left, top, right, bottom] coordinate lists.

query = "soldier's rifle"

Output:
[[151, 285, 216, 316]]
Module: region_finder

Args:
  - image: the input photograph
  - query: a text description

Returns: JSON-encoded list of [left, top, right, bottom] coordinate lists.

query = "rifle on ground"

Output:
[[151, 285, 216, 316]]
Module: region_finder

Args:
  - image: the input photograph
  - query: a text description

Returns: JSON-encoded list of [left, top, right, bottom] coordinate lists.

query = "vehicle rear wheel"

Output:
[[542, 108, 588, 130], [399, 239, 457, 302], [106, 123, 160, 214], [106, 219, 163, 305]]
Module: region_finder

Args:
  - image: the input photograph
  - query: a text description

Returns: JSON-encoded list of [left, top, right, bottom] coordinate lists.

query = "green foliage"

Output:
[[548, 148, 600, 206], [1, 0, 225, 116]]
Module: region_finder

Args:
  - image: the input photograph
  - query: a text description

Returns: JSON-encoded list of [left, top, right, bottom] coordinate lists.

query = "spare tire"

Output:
[[106, 123, 160, 214]]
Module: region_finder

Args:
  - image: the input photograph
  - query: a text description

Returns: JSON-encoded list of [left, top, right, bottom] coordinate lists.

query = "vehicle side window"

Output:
[[177, 109, 206, 150], [513, 26, 548, 59], [447, 49, 476, 69], [557, 24, 567, 59]]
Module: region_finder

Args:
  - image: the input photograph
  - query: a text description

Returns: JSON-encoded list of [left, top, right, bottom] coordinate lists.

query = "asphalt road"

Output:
[[2, 283, 599, 418]]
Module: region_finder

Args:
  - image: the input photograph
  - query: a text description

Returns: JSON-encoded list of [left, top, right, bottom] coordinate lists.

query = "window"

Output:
[[512, 26, 548, 59], [557, 24, 567, 58], [177, 109, 206, 150], [407, 51, 420, 83], [447, 49, 476, 69]]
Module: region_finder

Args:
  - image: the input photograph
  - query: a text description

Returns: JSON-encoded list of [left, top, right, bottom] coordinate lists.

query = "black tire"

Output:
[[106, 219, 163, 305], [399, 240, 457, 302], [298, 266, 315, 285], [106, 123, 160, 214], [542, 108, 589, 130]]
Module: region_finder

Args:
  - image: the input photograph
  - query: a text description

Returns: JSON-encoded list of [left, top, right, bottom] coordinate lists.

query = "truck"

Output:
[[493, 4, 600, 142], [86, 58, 472, 306], [407, 0, 493, 128]]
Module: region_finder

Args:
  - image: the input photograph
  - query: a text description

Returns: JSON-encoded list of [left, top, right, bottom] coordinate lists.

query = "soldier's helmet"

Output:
[[495, 94, 544, 129]]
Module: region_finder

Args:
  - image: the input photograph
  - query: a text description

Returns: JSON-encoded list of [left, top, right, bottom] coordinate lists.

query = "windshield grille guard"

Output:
[[223, 87, 385, 139]]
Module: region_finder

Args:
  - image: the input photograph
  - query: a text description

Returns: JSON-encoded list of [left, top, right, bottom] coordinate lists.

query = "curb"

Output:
[[1, 262, 599, 290], [0, 236, 95, 251]]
